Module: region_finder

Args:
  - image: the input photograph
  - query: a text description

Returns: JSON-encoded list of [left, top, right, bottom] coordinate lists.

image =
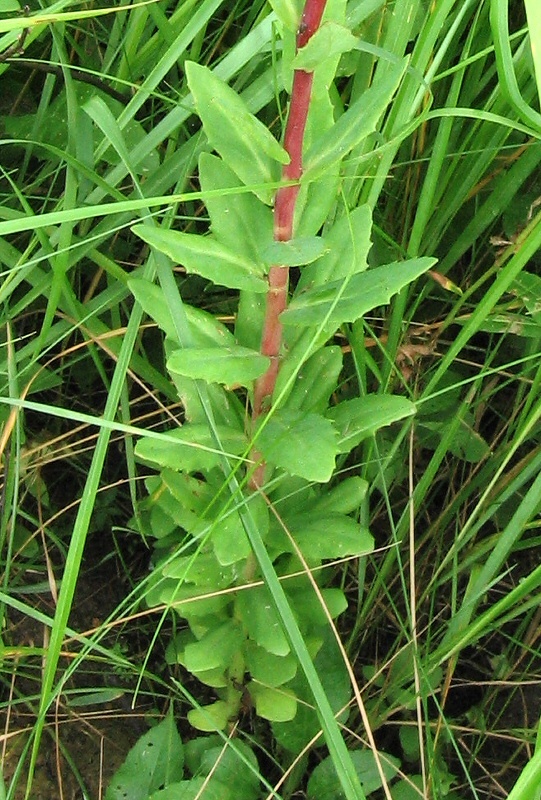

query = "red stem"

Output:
[[250, 0, 328, 485]]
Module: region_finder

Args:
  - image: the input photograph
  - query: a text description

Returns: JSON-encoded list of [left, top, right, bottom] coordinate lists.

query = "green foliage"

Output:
[[3, 0, 541, 798]]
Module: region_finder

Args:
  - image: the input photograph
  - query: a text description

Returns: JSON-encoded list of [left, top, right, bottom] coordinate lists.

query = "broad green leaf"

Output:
[[183, 621, 243, 673], [284, 516, 373, 560], [312, 476, 368, 515], [268, 0, 302, 30], [278, 345, 343, 413], [0, 0, 20, 10], [257, 410, 338, 482], [246, 643, 298, 686], [303, 57, 408, 181], [185, 61, 288, 204], [327, 395, 416, 453], [198, 742, 261, 796], [296, 204, 373, 290], [272, 628, 350, 752], [132, 225, 268, 293], [199, 153, 273, 262], [237, 585, 290, 656], [282, 258, 435, 329], [293, 22, 358, 71], [188, 701, 231, 732], [167, 346, 270, 386], [135, 426, 247, 473], [211, 507, 251, 565], [288, 588, 348, 628], [248, 683, 297, 722], [162, 552, 235, 589], [105, 711, 183, 800], [129, 277, 236, 346], [260, 236, 328, 267], [307, 750, 400, 799], [149, 778, 227, 800]]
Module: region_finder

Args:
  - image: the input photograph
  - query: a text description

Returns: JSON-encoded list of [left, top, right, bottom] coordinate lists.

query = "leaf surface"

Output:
[[257, 409, 338, 482], [328, 395, 416, 452], [186, 61, 288, 204], [132, 225, 268, 292], [282, 258, 435, 329], [167, 346, 270, 386]]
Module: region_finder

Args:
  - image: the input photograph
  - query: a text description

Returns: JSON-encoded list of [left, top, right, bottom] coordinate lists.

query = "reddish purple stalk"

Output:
[[250, 0, 328, 487]]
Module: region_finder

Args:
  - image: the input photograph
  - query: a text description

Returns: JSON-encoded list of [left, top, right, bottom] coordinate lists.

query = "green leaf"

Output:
[[167, 346, 270, 387], [293, 22, 358, 71], [311, 476, 368, 515], [260, 236, 328, 266], [188, 701, 231, 732], [282, 258, 435, 329], [199, 153, 273, 263], [246, 643, 298, 686], [135, 426, 247, 473], [105, 711, 183, 800], [132, 225, 268, 293], [129, 277, 236, 346], [296, 204, 373, 289], [149, 778, 228, 800], [272, 628, 350, 752], [257, 410, 338, 482], [267, 0, 302, 31], [162, 552, 235, 589], [248, 683, 297, 722], [0, 0, 20, 11], [307, 749, 400, 799], [184, 621, 243, 673], [278, 345, 343, 413], [286, 516, 373, 560], [211, 507, 252, 565], [304, 57, 408, 181], [328, 395, 416, 453], [198, 742, 261, 796], [185, 61, 288, 204], [237, 585, 290, 656]]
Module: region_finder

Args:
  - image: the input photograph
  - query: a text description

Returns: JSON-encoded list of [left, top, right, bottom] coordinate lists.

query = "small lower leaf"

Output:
[[248, 683, 297, 722], [328, 395, 416, 453], [188, 701, 231, 732]]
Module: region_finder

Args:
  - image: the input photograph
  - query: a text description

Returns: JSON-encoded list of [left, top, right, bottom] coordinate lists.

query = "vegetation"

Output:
[[1, 0, 541, 798]]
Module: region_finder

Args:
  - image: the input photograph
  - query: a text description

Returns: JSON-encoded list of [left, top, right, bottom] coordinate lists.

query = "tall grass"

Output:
[[1, 0, 541, 797]]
